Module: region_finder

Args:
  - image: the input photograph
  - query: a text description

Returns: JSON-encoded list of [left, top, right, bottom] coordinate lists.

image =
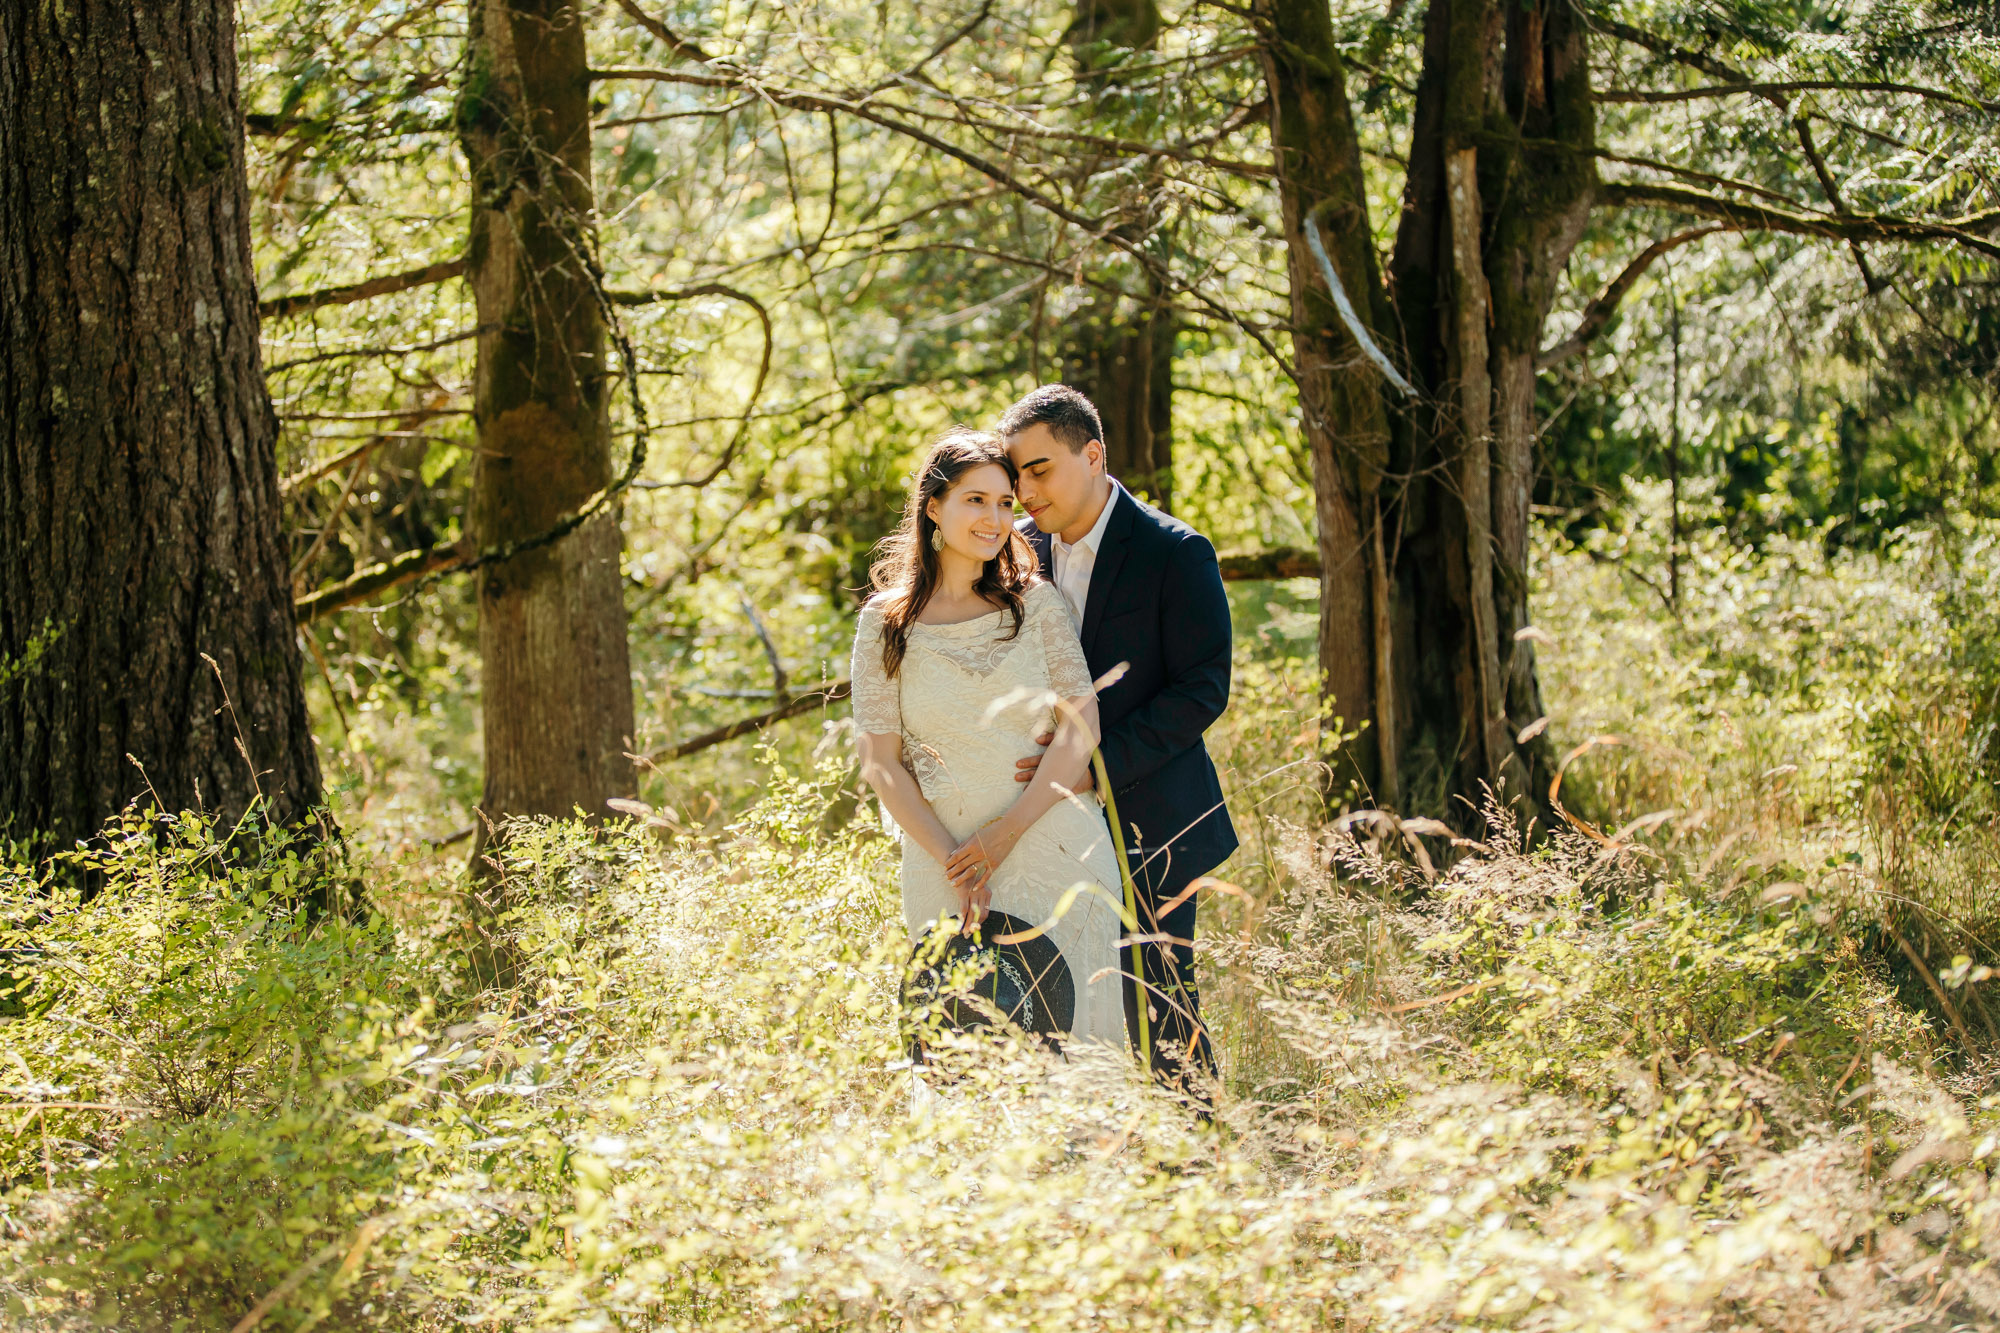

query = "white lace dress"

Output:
[[851, 581, 1128, 1047]]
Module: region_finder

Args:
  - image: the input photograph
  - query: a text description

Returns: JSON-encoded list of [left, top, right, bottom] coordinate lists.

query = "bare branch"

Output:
[[739, 590, 788, 698], [258, 258, 466, 321], [264, 325, 484, 374], [597, 97, 755, 130], [592, 66, 1107, 231], [629, 474, 767, 609], [277, 406, 469, 423], [857, 0, 994, 96], [290, 442, 379, 581], [1305, 201, 1414, 397], [1538, 226, 1727, 369], [283, 436, 384, 496], [857, 86, 1272, 176], [245, 111, 454, 140], [607, 282, 774, 486], [587, 67, 1296, 380], [609, 0, 719, 64], [645, 681, 853, 762], [293, 540, 464, 624]]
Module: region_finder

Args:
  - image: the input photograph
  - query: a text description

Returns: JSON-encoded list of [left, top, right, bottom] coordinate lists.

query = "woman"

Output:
[[851, 428, 1127, 1047]]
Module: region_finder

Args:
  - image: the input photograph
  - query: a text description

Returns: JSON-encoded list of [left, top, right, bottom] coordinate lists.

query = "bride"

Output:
[[851, 427, 1128, 1047]]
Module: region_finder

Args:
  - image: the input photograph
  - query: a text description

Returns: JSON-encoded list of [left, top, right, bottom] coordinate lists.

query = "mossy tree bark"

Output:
[[1061, 0, 1176, 510], [1256, 0, 1595, 822], [0, 0, 325, 855], [460, 0, 636, 868]]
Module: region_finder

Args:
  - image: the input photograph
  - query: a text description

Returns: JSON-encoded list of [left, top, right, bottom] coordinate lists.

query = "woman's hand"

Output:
[[944, 818, 1024, 933], [953, 870, 993, 937]]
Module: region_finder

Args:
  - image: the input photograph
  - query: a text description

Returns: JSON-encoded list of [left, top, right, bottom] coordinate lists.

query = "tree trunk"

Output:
[[1255, 0, 1595, 826], [1386, 0, 1593, 819], [1255, 0, 1399, 803], [1061, 0, 1176, 511], [460, 0, 636, 863], [1060, 293, 1175, 509], [1482, 0, 1594, 807], [0, 0, 324, 856]]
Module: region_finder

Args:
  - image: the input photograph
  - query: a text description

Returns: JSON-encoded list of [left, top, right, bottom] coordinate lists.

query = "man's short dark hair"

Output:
[[998, 384, 1103, 453]]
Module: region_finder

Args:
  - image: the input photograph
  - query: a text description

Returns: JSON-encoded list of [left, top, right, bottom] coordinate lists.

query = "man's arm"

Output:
[[1096, 531, 1232, 792]]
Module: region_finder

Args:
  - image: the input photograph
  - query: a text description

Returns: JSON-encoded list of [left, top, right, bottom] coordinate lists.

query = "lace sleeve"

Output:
[[849, 603, 903, 736], [1032, 582, 1096, 700]]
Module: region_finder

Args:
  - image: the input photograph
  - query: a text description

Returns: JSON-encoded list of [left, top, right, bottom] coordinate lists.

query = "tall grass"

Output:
[[8, 502, 2000, 1328], [1533, 481, 2000, 1044]]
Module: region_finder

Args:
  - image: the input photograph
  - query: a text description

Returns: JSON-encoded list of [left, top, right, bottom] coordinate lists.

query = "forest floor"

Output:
[[8, 504, 2000, 1330]]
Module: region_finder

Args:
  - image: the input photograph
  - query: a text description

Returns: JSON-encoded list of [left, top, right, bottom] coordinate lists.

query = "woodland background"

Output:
[[4, 0, 2000, 1328]]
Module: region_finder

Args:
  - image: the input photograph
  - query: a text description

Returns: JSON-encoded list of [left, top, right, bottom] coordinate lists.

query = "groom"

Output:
[[1001, 384, 1238, 1101]]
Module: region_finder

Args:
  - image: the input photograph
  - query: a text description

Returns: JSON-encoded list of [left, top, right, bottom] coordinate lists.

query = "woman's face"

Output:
[[927, 461, 1016, 566]]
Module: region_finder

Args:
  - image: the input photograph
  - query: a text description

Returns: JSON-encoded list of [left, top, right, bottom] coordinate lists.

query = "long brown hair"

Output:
[[869, 427, 1036, 677]]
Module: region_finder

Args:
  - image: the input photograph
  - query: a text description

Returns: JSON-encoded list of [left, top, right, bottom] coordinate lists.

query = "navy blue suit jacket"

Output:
[[1022, 486, 1239, 889]]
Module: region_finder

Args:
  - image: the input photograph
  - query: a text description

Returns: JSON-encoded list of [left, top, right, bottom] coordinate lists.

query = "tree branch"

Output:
[[277, 405, 469, 423], [1600, 181, 2000, 260], [258, 259, 467, 321], [644, 680, 853, 762], [1588, 16, 1757, 86], [289, 441, 379, 582], [592, 66, 1106, 231], [1594, 150, 1804, 208], [588, 65, 1294, 374], [855, 0, 994, 97], [1538, 225, 1726, 369], [1792, 115, 1883, 291], [606, 282, 773, 486], [293, 540, 465, 624], [609, 0, 719, 64], [1305, 201, 1414, 397], [264, 325, 485, 374], [1598, 81, 1998, 114], [283, 436, 389, 496]]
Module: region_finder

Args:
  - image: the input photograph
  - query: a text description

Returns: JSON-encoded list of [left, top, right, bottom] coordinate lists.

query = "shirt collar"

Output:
[[1057, 478, 1122, 556]]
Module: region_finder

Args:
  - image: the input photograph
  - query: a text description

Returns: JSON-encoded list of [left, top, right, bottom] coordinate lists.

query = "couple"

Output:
[[851, 384, 1237, 1095]]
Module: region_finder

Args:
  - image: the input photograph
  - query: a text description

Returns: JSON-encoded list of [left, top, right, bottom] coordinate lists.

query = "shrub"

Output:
[[6, 753, 1999, 1330]]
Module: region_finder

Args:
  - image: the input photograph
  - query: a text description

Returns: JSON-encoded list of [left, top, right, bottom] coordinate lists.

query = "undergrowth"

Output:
[[5, 764, 2000, 1330], [8, 507, 2000, 1328]]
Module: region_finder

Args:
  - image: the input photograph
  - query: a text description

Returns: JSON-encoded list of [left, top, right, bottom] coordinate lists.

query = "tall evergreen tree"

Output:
[[0, 0, 325, 853]]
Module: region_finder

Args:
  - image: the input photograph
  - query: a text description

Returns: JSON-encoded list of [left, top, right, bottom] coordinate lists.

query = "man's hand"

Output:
[[1014, 732, 1096, 789]]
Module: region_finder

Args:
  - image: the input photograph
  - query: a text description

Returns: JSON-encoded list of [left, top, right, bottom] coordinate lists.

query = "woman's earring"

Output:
[[930, 528, 945, 552]]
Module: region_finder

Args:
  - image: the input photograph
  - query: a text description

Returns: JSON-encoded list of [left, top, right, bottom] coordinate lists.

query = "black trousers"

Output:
[[1120, 848, 1217, 1103]]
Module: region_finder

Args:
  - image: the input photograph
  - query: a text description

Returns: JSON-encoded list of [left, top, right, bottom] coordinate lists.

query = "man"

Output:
[[1001, 384, 1238, 1102]]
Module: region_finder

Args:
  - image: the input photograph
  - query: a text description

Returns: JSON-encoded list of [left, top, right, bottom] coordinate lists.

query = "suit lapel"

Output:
[[1080, 486, 1135, 656]]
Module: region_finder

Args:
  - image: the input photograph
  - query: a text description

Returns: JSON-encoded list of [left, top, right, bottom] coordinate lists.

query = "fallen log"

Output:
[[1217, 547, 1320, 581]]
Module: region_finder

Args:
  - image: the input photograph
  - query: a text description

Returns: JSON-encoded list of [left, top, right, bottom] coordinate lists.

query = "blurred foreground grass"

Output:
[[8, 500, 2000, 1328]]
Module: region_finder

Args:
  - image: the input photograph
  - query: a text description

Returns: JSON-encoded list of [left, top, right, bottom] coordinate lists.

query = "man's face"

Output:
[[1005, 423, 1104, 538]]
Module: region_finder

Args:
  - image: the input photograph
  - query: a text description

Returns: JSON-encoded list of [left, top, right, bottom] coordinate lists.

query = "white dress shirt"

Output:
[[1051, 480, 1122, 627]]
